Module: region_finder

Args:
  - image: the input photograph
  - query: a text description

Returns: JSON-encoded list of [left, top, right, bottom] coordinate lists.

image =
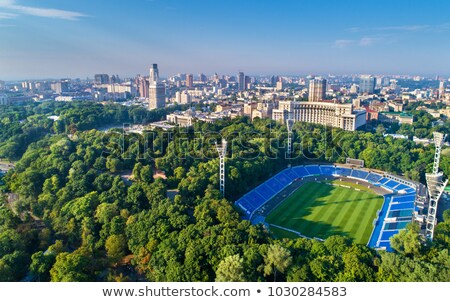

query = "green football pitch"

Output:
[[266, 181, 384, 244]]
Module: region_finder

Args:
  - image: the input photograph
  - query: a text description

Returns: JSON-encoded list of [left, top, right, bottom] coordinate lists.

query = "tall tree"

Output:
[[264, 244, 292, 281], [215, 254, 246, 282]]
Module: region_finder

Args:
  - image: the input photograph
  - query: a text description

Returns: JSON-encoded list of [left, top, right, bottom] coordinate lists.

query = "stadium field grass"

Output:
[[266, 181, 384, 244]]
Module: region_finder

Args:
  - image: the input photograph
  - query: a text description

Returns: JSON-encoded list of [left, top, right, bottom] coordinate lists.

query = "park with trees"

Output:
[[1, 100, 450, 281]]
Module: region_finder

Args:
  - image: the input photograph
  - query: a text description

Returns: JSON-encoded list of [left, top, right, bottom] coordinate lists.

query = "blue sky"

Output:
[[0, 0, 450, 80]]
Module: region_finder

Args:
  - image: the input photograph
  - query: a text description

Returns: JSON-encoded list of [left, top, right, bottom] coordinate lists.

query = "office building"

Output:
[[439, 81, 445, 99], [359, 75, 376, 94], [272, 100, 366, 131], [186, 74, 194, 88], [149, 64, 166, 110], [308, 78, 327, 102], [94, 74, 110, 85], [238, 72, 245, 91], [199, 73, 207, 83]]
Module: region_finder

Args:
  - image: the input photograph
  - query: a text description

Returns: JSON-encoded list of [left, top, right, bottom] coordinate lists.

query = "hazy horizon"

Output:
[[1, 0, 450, 80]]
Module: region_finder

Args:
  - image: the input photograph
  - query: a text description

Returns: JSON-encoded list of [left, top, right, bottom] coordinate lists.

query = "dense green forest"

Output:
[[1, 101, 450, 282]]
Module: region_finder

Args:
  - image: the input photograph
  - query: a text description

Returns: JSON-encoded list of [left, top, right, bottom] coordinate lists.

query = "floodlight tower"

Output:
[[426, 132, 448, 240], [286, 115, 295, 159], [215, 139, 227, 197]]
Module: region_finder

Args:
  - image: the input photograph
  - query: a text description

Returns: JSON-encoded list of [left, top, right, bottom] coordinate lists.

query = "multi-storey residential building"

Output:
[[136, 75, 149, 98], [308, 78, 326, 102]]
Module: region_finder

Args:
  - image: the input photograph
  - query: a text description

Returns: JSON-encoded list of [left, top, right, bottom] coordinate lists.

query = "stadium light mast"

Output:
[[215, 139, 227, 197], [286, 115, 294, 159], [425, 132, 448, 240]]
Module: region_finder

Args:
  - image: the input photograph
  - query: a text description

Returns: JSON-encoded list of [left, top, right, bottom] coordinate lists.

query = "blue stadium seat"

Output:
[[275, 172, 292, 187], [351, 169, 369, 179], [394, 184, 409, 191], [256, 184, 276, 200], [319, 165, 335, 175], [377, 241, 392, 250], [390, 202, 414, 211], [292, 166, 308, 177], [380, 230, 399, 241], [305, 165, 321, 175], [366, 173, 383, 183], [378, 177, 390, 184], [283, 169, 298, 181], [392, 194, 415, 203], [335, 167, 352, 177], [383, 180, 400, 190], [404, 188, 416, 194], [265, 177, 284, 192]]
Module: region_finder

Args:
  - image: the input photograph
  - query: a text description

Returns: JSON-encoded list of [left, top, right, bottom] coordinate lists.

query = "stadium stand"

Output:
[[350, 169, 369, 180], [383, 180, 401, 190], [305, 165, 321, 175], [394, 184, 409, 191], [366, 172, 383, 183], [319, 165, 335, 175], [292, 166, 308, 178], [235, 165, 417, 251]]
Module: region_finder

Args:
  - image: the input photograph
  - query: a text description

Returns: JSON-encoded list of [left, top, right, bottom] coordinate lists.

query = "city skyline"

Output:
[[1, 0, 450, 80]]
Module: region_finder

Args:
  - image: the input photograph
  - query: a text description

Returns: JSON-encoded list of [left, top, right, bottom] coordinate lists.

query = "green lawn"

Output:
[[266, 181, 384, 244]]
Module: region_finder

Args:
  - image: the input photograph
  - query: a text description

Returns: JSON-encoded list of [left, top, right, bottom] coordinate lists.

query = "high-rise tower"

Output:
[[439, 81, 445, 99], [149, 64, 165, 110], [238, 72, 245, 91]]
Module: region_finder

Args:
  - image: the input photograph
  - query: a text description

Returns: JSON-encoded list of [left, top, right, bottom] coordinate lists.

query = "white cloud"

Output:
[[334, 39, 355, 48], [346, 23, 450, 33], [0, 11, 16, 19], [376, 25, 430, 31], [359, 37, 377, 46], [0, 0, 86, 20]]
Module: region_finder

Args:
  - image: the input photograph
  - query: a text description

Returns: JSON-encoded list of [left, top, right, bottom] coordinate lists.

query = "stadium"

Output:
[[235, 163, 426, 251]]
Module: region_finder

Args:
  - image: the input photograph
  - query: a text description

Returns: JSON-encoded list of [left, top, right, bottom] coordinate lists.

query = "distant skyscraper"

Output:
[[271, 75, 278, 86], [94, 74, 109, 85], [308, 77, 326, 102], [148, 64, 165, 110], [359, 75, 376, 94], [238, 72, 245, 91], [276, 80, 284, 91], [199, 73, 207, 83], [136, 75, 149, 98], [186, 74, 194, 88], [52, 81, 69, 94], [149, 64, 159, 84], [439, 81, 445, 99], [244, 75, 251, 90]]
